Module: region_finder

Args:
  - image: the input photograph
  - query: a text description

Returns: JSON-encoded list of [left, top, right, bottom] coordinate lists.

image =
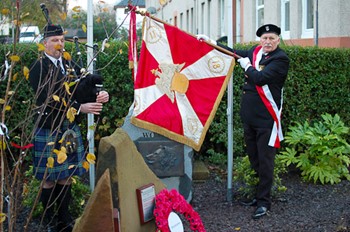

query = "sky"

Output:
[[68, 0, 121, 10]]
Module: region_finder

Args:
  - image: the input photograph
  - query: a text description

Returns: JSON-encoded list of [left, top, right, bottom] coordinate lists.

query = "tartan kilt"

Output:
[[32, 122, 86, 181]]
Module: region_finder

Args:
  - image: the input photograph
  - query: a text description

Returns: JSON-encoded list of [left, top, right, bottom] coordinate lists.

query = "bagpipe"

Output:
[[40, 3, 103, 104]]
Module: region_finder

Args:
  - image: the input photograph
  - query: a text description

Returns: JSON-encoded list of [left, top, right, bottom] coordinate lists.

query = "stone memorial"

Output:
[[122, 105, 193, 202]]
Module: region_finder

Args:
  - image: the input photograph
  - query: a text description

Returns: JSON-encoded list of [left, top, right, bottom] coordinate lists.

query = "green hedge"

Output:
[[1, 42, 349, 158]]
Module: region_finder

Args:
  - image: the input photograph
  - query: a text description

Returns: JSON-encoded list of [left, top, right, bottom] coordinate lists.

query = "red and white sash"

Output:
[[252, 46, 283, 148]]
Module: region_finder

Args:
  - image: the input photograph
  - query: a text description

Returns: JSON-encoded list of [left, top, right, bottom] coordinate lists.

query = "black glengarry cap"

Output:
[[256, 24, 281, 37], [43, 24, 64, 38]]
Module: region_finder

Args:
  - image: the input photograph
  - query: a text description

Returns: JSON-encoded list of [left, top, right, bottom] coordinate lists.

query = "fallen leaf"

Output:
[[53, 95, 60, 102], [1, 8, 10, 15], [46, 157, 54, 168], [64, 82, 72, 95], [37, 43, 45, 51], [10, 55, 20, 62], [63, 51, 72, 61], [0, 212, 6, 223], [54, 146, 68, 164], [82, 161, 90, 171], [82, 24, 87, 33], [86, 153, 96, 164], [72, 6, 82, 13], [66, 107, 77, 123]]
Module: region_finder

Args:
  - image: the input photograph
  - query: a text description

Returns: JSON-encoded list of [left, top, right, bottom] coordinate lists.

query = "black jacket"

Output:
[[29, 54, 102, 129], [219, 44, 290, 127]]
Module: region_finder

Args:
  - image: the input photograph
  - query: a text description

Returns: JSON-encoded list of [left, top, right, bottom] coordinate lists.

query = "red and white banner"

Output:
[[131, 16, 235, 151]]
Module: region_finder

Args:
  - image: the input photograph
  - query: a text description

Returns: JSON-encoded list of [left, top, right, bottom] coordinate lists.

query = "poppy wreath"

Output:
[[154, 189, 205, 232]]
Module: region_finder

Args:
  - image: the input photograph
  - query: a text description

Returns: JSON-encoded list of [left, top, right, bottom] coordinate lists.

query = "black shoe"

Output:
[[240, 198, 257, 207], [252, 206, 268, 219]]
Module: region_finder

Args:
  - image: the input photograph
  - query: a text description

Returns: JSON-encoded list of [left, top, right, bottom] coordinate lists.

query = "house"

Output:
[[65, 28, 87, 43], [144, 0, 350, 48], [114, 0, 146, 29]]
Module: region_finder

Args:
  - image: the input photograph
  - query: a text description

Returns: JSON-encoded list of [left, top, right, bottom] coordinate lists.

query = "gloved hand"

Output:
[[237, 57, 252, 70], [196, 34, 217, 45]]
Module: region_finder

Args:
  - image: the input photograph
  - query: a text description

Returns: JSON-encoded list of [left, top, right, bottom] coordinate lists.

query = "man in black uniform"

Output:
[[198, 24, 290, 219]]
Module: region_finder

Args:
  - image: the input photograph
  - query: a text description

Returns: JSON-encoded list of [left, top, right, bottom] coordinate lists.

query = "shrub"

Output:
[[233, 155, 288, 199], [23, 166, 90, 218], [278, 113, 350, 184]]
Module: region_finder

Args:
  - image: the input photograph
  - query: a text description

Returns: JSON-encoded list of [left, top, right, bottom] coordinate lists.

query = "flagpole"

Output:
[[226, 0, 234, 202], [135, 11, 240, 59], [87, 0, 95, 192]]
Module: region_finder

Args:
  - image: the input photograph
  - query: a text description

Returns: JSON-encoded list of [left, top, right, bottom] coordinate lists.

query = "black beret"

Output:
[[256, 24, 281, 37], [43, 24, 64, 38]]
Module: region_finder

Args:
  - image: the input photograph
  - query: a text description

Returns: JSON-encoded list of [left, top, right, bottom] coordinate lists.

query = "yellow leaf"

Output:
[[62, 98, 67, 107], [12, 72, 18, 81], [96, 17, 101, 23], [55, 146, 67, 164], [23, 66, 29, 79], [10, 55, 20, 62], [72, 14, 80, 19], [5, 105, 11, 111], [13, 20, 21, 26], [86, 153, 96, 164], [82, 161, 90, 171], [119, 49, 123, 54], [53, 95, 60, 102], [46, 157, 54, 168], [102, 7, 108, 12], [58, 138, 64, 143], [54, 44, 63, 51], [71, 177, 77, 184], [7, 91, 14, 95], [47, 141, 55, 146], [1, 8, 10, 15], [22, 183, 29, 195], [66, 107, 77, 123], [64, 82, 72, 95], [0, 140, 6, 150], [80, 199, 85, 206], [69, 82, 76, 87], [20, 12, 30, 19], [0, 212, 6, 223], [37, 43, 45, 51], [82, 24, 87, 33], [60, 12, 67, 21], [72, 6, 82, 12], [68, 165, 75, 169], [0, 99, 4, 104], [63, 51, 72, 61]]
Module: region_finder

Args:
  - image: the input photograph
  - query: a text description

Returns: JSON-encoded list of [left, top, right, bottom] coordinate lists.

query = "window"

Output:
[[180, 13, 183, 29], [302, 0, 314, 38], [191, 8, 194, 33], [207, 0, 211, 37], [219, 0, 225, 36], [186, 10, 189, 32], [281, 0, 290, 39], [256, 0, 264, 29], [201, 2, 205, 33]]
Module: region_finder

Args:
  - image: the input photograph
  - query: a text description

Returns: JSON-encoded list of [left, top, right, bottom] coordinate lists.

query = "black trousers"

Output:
[[243, 123, 276, 209]]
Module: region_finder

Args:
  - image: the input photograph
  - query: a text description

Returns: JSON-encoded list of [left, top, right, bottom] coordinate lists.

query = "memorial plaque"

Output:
[[135, 139, 184, 177], [136, 183, 156, 224]]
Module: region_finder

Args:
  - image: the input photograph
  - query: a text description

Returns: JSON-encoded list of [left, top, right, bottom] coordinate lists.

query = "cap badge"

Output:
[[266, 26, 270, 31]]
